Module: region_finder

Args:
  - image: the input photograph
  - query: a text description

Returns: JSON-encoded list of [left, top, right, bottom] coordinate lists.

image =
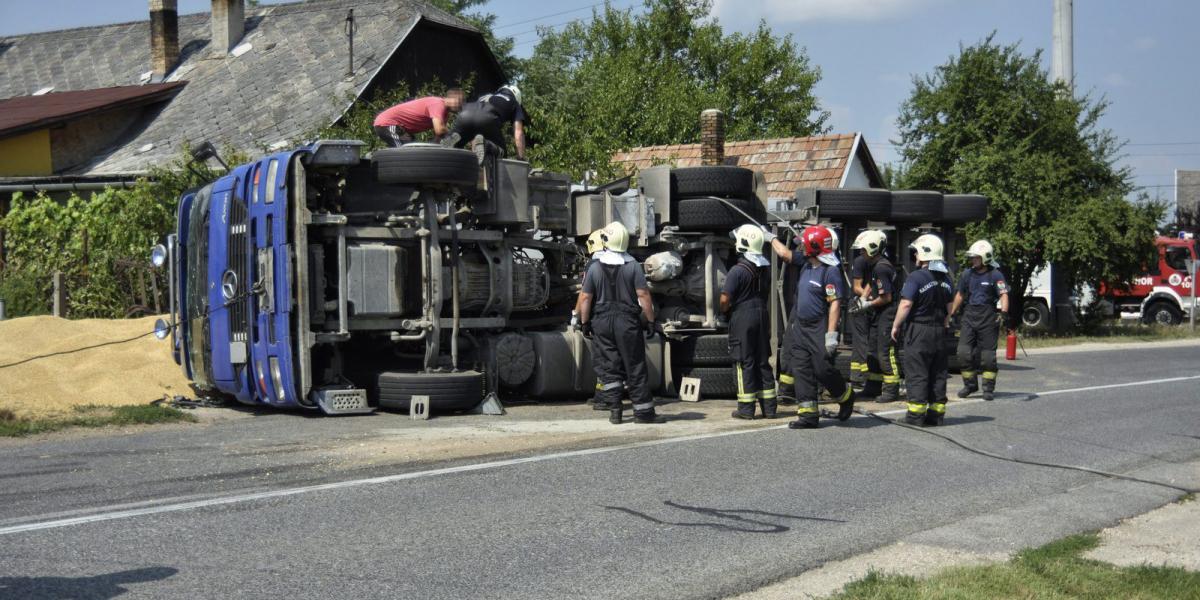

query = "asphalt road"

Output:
[[1, 343, 1199, 599]]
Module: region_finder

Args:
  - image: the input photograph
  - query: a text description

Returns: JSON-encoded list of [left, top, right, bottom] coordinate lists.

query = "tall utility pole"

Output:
[[1048, 0, 1074, 330]]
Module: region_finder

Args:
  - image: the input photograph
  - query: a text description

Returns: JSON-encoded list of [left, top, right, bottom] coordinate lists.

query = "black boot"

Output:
[[836, 389, 856, 421], [759, 397, 779, 419], [903, 403, 926, 426], [788, 407, 819, 429], [877, 383, 899, 403], [633, 409, 666, 424], [860, 379, 882, 398], [731, 401, 757, 420], [593, 399, 612, 411], [982, 374, 996, 401], [609, 405, 623, 424], [923, 402, 946, 427], [957, 373, 978, 398]]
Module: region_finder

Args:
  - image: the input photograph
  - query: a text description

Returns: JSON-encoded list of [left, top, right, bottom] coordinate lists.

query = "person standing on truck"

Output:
[[847, 233, 875, 390], [372, 89, 464, 147], [769, 225, 855, 429], [950, 240, 1011, 401], [721, 225, 778, 419], [451, 84, 527, 160], [573, 229, 610, 410], [890, 234, 954, 426], [850, 230, 903, 402], [578, 222, 665, 425]]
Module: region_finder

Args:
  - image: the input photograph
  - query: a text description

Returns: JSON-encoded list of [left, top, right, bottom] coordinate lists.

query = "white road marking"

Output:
[[3, 373, 1198, 537]]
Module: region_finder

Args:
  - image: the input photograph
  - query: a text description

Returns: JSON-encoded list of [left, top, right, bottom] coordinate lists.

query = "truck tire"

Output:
[[1022, 299, 1051, 331], [675, 366, 738, 399], [942, 194, 989, 223], [377, 370, 485, 413], [889, 190, 942, 222], [672, 166, 755, 199], [371, 146, 479, 190], [676, 197, 762, 231], [673, 334, 731, 367], [794, 189, 891, 220], [1142, 301, 1183, 326]]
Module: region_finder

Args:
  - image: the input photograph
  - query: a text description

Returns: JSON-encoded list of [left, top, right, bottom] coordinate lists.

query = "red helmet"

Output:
[[799, 225, 835, 258]]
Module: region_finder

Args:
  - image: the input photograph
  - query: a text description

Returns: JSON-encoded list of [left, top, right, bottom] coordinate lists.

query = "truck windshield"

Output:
[[185, 184, 214, 387]]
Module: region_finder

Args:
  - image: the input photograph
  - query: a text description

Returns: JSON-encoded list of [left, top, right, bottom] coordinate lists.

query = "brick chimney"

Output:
[[150, 0, 180, 78], [211, 0, 246, 56], [700, 109, 725, 166]]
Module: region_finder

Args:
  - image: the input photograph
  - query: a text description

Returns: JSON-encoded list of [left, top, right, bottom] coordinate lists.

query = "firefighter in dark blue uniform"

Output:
[[573, 229, 609, 410], [950, 240, 1012, 401], [847, 235, 873, 389], [890, 234, 954, 426], [721, 225, 777, 419], [578, 222, 665, 425], [769, 225, 856, 429], [849, 230, 903, 402]]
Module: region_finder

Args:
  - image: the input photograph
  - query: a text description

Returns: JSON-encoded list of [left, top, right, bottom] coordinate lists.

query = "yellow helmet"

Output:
[[731, 224, 765, 255], [966, 240, 995, 264], [852, 230, 887, 257], [601, 221, 629, 253], [909, 233, 944, 262], [585, 229, 605, 255]]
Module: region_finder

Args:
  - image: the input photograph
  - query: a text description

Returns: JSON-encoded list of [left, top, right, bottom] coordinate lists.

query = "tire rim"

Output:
[[1155, 309, 1172, 325], [1022, 306, 1041, 326]]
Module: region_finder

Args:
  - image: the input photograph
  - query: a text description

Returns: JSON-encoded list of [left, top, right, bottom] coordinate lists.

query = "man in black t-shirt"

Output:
[[890, 234, 954, 426], [450, 84, 528, 160], [721, 225, 777, 419]]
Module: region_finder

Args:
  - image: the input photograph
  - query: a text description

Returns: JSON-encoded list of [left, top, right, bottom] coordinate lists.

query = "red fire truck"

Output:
[[1100, 236, 1198, 325]]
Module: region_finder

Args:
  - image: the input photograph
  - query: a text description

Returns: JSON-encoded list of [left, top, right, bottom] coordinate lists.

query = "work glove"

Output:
[[848, 297, 873, 315], [760, 225, 773, 236], [824, 331, 839, 355], [581, 321, 593, 339], [569, 310, 580, 331]]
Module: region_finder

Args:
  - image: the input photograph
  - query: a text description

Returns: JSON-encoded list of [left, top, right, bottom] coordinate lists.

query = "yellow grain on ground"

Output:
[[0, 315, 191, 419]]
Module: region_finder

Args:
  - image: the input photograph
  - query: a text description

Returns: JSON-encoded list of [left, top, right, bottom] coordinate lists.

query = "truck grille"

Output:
[[227, 198, 249, 342]]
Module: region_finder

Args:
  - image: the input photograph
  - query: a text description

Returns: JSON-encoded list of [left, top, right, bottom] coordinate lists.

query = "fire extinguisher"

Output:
[[1005, 329, 1018, 360]]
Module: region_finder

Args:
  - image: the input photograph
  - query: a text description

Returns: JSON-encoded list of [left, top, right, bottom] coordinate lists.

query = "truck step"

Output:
[[314, 387, 373, 415]]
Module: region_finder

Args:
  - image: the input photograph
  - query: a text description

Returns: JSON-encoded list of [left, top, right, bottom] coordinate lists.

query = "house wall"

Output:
[[0, 129, 52, 176], [840, 159, 873, 188], [49, 106, 147, 173], [365, 22, 504, 101]]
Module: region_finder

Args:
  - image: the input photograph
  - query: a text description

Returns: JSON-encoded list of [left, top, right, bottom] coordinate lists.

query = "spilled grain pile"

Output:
[[0, 315, 191, 419]]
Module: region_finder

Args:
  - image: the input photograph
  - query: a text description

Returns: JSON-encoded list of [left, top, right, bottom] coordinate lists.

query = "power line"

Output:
[[494, 1, 612, 31]]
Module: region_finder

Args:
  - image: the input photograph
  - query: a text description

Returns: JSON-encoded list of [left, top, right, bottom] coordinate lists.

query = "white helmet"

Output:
[[966, 240, 995, 264], [500, 84, 522, 105], [601, 221, 629, 253], [731, 224, 765, 255], [585, 229, 605, 255], [909, 234, 944, 263], [852, 230, 887, 257]]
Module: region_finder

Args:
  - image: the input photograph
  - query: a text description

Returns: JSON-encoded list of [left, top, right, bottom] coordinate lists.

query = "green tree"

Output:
[[521, 0, 828, 179], [895, 35, 1162, 321]]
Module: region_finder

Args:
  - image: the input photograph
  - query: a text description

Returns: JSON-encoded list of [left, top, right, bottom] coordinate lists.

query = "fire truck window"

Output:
[[1164, 247, 1189, 272]]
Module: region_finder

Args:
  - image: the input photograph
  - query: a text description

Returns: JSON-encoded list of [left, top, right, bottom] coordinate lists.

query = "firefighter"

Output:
[[721, 225, 777, 419], [849, 230, 903, 402], [890, 234, 954, 426], [769, 225, 855, 429], [950, 240, 1011, 401], [578, 222, 665, 424], [847, 232, 875, 389], [572, 229, 609, 409]]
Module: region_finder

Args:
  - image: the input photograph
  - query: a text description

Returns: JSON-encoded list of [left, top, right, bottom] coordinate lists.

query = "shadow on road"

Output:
[[0, 566, 178, 599], [604, 500, 844, 533], [839, 413, 996, 429]]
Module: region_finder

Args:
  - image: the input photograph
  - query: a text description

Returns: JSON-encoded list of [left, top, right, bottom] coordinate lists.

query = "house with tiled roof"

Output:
[[0, 0, 504, 186], [611, 133, 886, 200]]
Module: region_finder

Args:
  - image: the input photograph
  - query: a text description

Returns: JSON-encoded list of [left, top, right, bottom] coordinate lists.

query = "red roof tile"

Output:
[[0, 83, 185, 138], [611, 133, 864, 196]]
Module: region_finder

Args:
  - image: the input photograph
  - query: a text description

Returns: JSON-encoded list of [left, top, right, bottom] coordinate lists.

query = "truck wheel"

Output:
[[1142, 301, 1182, 326], [942, 194, 989, 223], [794, 189, 891, 220], [371, 146, 479, 190], [1022, 300, 1051, 331], [889, 190, 942, 222], [675, 366, 738, 399], [672, 334, 731, 367], [376, 370, 486, 413], [672, 166, 755, 199], [676, 197, 762, 231]]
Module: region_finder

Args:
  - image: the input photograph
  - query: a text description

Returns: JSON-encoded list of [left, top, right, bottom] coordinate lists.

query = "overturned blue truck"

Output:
[[156, 140, 987, 414]]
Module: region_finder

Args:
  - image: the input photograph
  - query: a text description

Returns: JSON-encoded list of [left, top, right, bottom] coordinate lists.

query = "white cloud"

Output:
[[1133, 36, 1157, 51], [1102, 72, 1130, 87], [714, 0, 940, 24]]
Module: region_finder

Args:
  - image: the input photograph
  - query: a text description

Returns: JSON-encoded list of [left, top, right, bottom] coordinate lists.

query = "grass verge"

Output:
[[831, 533, 1200, 599], [1015, 323, 1200, 349], [0, 404, 196, 437]]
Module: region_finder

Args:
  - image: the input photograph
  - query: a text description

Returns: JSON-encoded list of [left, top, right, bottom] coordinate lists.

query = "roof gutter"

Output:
[[0, 179, 143, 194]]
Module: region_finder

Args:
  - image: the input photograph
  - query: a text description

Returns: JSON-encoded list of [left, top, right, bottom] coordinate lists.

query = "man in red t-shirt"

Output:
[[372, 88, 464, 147]]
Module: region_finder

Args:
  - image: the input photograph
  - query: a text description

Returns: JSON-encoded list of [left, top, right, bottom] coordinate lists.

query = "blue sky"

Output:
[[3, 0, 1196, 205]]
